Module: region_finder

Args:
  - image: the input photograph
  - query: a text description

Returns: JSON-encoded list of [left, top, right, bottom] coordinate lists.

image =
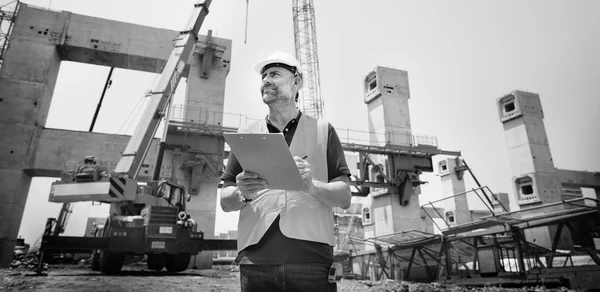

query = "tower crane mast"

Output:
[[292, 0, 324, 118]]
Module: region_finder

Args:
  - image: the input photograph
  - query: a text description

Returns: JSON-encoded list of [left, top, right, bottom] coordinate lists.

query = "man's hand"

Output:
[[294, 156, 316, 194], [236, 171, 267, 200]]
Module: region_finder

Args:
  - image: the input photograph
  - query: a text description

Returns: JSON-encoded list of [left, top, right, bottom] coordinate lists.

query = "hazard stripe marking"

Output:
[[111, 178, 125, 195], [108, 177, 127, 198], [108, 186, 119, 198]]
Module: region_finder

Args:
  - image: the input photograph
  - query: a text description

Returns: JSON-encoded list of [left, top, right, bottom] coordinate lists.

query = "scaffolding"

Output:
[[0, 0, 19, 71]]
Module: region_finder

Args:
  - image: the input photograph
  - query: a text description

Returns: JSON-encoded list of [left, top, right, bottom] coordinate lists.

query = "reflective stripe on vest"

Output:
[[236, 115, 333, 251]]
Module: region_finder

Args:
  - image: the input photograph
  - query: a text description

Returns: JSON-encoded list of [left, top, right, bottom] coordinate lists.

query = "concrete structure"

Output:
[[364, 66, 412, 146], [0, 3, 231, 268], [361, 66, 432, 246], [438, 157, 470, 227], [497, 90, 572, 249]]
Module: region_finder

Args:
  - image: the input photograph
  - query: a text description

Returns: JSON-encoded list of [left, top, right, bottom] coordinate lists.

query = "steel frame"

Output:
[[347, 198, 600, 289]]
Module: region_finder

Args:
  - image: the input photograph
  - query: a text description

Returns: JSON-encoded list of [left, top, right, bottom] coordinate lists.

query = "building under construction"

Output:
[[0, 0, 598, 290]]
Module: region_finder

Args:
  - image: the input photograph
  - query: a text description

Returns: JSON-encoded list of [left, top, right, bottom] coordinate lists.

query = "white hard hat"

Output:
[[255, 51, 303, 78]]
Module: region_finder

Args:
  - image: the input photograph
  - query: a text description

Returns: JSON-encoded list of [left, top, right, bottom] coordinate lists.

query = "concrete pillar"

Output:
[[497, 90, 571, 249], [0, 5, 63, 267], [364, 66, 412, 146], [362, 66, 429, 244], [438, 158, 470, 227], [163, 34, 231, 269]]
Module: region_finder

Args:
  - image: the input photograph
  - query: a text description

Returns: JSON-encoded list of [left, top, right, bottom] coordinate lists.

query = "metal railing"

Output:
[[421, 186, 504, 232], [336, 127, 438, 148], [169, 104, 260, 130], [169, 105, 439, 149]]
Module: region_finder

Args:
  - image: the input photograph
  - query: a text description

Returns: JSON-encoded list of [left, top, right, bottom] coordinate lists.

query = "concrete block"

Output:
[[497, 90, 544, 122], [513, 172, 563, 206], [557, 169, 600, 188], [1, 39, 61, 83], [0, 170, 32, 206], [506, 143, 536, 175], [0, 123, 42, 169], [502, 117, 550, 149], [530, 144, 556, 174], [363, 66, 410, 104], [32, 129, 160, 177], [373, 204, 393, 236], [367, 96, 385, 131], [0, 79, 44, 122], [10, 4, 69, 45], [366, 67, 412, 148], [185, 35, 232, 114], [63, 13, 174, 58], [0, 203, 26, 245], [522, 116, 550, 145]]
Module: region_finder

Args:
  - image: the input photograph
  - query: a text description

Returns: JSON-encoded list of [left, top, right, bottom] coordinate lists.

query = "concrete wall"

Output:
[[497, 90, 571, 249], [438, 158, 470, 227], [0, 3, 231, 267]]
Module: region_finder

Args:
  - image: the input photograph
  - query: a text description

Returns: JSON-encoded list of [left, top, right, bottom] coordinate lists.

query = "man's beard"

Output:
[[261, 83, 293, 105]]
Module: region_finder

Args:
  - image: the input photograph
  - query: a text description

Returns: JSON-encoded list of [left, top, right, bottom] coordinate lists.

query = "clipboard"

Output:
[[223, 133, 307, 192]]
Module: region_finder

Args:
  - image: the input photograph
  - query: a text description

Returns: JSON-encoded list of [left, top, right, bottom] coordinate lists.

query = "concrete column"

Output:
[[164, 35, 230, 269], [438, 158, 470, 226], [364, 67, 412, 146], [361, 66, 431, 243], [497, 90, 571, 249], [0, 5, 62, 267]]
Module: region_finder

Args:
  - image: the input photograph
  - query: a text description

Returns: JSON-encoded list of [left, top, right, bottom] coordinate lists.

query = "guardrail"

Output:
[[169, 105, 439, 148]]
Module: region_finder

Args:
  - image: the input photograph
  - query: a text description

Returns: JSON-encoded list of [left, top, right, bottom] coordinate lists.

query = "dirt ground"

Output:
[[0, 264, 385, 292], [0, 264, 578, 292]]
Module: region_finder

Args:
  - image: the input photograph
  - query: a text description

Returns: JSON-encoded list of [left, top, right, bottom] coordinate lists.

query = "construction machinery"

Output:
[[38, 0, 236, 274]]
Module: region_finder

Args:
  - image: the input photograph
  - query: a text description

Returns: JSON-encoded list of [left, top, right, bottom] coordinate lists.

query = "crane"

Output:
[[39, 0, 236, 274], [243, 0, 324, 118], [292, 0, 324, 118]]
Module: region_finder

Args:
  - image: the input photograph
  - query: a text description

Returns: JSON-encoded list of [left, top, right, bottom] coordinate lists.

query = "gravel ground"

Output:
[[0, 265, 580, 292]]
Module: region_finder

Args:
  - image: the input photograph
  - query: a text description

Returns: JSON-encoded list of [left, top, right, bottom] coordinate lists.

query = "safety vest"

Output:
[[236, 115, 334, 251]]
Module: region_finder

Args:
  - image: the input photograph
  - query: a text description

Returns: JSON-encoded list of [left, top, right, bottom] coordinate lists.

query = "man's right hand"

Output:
[[236, 171, 267, 200]]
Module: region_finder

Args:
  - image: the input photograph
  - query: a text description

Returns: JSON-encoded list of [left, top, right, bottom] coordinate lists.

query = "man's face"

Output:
[[260, 67, 296, 105]]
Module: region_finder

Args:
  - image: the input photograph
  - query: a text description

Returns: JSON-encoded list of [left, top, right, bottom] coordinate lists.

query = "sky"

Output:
[[9, 0, 600, 245]]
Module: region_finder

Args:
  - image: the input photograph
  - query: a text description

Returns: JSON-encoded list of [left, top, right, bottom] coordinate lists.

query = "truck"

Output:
[[38, 0, 236, 274]]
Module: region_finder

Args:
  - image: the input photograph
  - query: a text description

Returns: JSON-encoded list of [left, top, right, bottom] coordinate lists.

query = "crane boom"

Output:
[[114, 0, 212, 179], [292, 0, 324, 119]]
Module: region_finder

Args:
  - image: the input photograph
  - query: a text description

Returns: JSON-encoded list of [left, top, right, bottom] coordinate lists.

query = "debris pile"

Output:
[[10, 252, 47, 271], [348, 280, 577, 292]]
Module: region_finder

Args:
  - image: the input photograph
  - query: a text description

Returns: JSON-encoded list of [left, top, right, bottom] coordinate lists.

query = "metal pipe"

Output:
[[429, 202, 451, 228], [472, 188, 495, 215], [482, 197, 596, 219], [89, 67, 114, 132], [425, 186, 487, 205]]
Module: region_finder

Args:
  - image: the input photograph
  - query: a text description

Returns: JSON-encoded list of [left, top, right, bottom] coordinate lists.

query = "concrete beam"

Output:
[[16, 3, 231, 74], [557, 168, 600, 188], [25, 128, 160, 178]]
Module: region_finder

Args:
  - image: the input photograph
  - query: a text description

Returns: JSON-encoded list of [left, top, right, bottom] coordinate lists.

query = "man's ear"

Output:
[[294, 76, 303, 88]]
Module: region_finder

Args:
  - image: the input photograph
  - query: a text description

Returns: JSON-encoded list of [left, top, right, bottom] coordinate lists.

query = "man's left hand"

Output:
[[294, 156, 315, 194]]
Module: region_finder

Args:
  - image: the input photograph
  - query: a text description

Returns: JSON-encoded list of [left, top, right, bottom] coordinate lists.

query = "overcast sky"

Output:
[[11, 0, 600, 245]]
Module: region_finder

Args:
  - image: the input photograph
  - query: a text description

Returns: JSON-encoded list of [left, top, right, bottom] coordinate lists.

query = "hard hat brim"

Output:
[[255, 58, 299, 75]]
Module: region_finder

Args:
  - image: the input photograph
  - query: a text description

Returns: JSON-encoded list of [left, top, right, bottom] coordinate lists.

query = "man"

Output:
[[220, 51, 352, 292]]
